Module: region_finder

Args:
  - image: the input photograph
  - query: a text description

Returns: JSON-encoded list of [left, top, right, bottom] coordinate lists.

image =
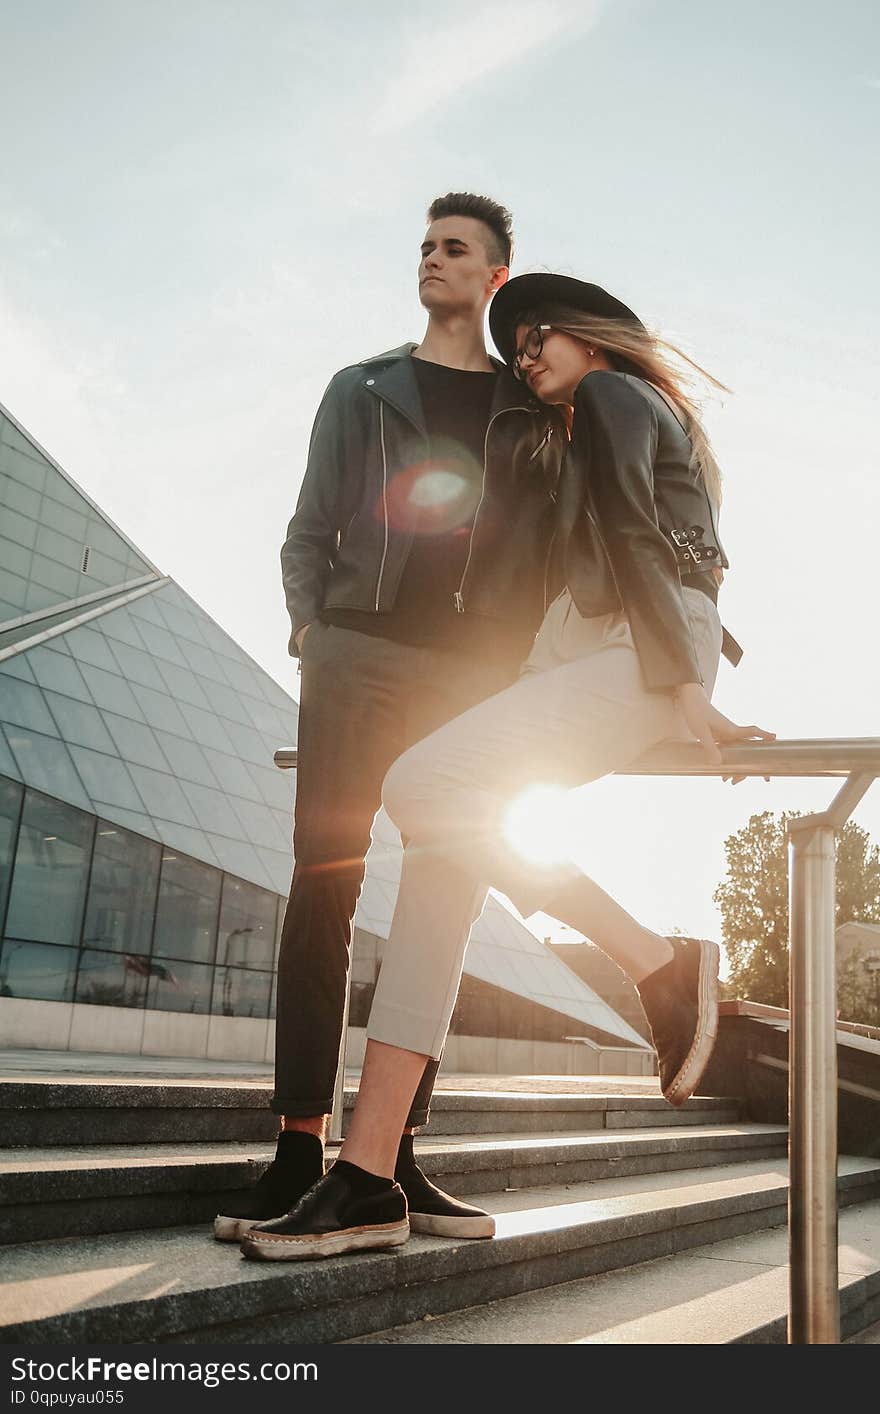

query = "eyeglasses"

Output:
[[512, 325, 552, 381]]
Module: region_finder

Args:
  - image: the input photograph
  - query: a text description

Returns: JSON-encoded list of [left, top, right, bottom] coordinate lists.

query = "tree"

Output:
[[713, 812, 880, 1013]]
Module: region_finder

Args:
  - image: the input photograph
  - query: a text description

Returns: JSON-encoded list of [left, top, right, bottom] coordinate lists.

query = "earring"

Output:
[[588, 348, 596, 356]]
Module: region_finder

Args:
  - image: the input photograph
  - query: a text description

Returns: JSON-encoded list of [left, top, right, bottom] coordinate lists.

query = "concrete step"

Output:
[[847, 1316, 880, 1343], [2, 1157, 878, 1344], [0, 1079, 740, 1146], [346, 1199, 880, 1345], [0, 1123, 789, 1244]]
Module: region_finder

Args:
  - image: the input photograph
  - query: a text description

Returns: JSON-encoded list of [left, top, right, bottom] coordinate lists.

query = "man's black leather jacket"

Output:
[[281, 344, 562, 664], [560, 370, 739, 692]]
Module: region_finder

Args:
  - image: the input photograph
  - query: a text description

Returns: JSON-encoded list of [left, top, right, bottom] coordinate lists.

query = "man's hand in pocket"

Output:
[[289, 623, 312, 656]]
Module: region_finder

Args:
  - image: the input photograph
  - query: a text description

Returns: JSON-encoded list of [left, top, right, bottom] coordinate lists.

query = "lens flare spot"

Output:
[[503, 785, 579, 867], [409, 469, 468, 509], [384, 459, 480, 534]]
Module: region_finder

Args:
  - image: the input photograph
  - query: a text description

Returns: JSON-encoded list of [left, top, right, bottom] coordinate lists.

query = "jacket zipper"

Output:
[[454, 407, 532, 613], [374, 402, 390, 611], [529, 425, 552, 463]]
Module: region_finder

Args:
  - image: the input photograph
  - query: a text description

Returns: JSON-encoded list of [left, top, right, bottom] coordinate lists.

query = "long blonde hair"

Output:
[[521, 306, 728, 504]]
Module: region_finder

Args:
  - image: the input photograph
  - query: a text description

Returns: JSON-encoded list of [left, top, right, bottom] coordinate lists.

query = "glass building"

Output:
[[0, 400, 648, 1062]]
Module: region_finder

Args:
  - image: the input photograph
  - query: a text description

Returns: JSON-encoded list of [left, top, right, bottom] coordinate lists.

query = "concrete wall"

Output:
[[0, 997, 655, 1075], [0, 997, 268, 1065], [344, 1026, 654, 1077]]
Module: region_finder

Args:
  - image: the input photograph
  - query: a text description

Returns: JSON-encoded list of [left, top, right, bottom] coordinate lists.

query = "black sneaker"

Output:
[[637, 938, 720, 1107], [239, 1160, 409, 1262], [395, 1135, 495, 1238], [213, 1131, 324, 1243]]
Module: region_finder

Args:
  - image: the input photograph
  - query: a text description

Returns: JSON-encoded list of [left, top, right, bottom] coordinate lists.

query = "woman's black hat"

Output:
[[489, 272, 645, 366]]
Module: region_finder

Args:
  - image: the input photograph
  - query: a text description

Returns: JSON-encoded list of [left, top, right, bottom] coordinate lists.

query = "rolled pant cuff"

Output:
[[269, 1094, 334, 1117], [271, 1092, 430, 1130], [367, 1001, 445, 1062]]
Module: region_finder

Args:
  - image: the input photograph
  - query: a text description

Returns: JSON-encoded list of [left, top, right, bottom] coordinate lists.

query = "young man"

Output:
[[214, 193, 560, 1249]]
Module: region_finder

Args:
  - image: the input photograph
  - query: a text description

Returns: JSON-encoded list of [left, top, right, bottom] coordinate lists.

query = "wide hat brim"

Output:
[[489, 273, 644, 366]]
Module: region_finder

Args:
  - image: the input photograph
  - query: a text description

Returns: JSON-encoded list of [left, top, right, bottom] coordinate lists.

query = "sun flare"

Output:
[[502, 785, 580, 867]]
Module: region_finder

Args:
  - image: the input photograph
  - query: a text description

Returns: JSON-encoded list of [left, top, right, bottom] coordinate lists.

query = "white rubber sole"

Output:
[[240, 1218, 410, 1262], [213, 1214, 262, 1243], [408, 1211, 496, 1239], [664, 940, 720, 1108]]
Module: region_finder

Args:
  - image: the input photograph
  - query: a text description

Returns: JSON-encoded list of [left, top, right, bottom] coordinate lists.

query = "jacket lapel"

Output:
[[361, 346, 426, 437], [362, 345, 541, 431]]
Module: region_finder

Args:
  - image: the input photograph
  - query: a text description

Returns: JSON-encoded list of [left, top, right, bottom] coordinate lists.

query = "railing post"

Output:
[[329, 966, 352, 1143], [787, 816, 839, 1343]]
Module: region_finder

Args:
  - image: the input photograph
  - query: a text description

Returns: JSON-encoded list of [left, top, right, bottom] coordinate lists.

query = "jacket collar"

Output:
[[359, 344, 425, 435], [490, 363, 545, 418], [359, 343, 545, 433]]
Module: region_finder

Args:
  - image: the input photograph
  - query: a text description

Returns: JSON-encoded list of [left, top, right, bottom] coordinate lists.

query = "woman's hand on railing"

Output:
[[676, 682, 776, 780]]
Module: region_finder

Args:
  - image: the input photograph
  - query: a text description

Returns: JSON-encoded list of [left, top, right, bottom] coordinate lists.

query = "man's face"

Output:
[[418, 215, 507, 315]]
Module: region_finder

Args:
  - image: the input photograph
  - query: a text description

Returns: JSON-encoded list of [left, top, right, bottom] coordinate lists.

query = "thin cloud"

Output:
[[0, 188, 66, 259], [0, 285, 126, 457], [371, 0, 606, 134]]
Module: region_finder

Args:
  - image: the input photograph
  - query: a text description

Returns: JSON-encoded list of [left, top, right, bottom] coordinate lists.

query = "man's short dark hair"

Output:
[[426, 192, 513, 268]]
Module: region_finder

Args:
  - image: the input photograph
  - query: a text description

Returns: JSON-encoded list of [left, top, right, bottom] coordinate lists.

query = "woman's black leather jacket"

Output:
[[559, 370, 738, 692]]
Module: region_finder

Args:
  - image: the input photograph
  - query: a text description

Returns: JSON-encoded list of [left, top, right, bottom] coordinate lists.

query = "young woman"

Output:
[[241, 274, 775, 1262]]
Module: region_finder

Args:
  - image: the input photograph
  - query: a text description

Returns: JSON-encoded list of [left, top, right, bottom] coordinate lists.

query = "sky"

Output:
[[1, 0, 878, 959]]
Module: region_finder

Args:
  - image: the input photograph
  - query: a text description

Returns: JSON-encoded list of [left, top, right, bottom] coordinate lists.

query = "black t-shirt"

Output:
[[323, 358, 499, 652]]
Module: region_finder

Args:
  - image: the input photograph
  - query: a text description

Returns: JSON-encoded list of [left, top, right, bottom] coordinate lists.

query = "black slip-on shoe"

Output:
[[239, 1161, 409, 1262], [397, 1164, 495, 1238], [213, 1131, 324, 1242], [637, 937, 720, 1107]]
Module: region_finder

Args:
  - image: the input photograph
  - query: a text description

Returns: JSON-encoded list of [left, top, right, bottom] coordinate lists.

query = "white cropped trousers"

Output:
[[367, 587, 723, 1059]]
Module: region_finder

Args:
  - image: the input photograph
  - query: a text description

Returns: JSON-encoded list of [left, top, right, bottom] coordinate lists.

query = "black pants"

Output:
[[271, 621, 514, 1126]]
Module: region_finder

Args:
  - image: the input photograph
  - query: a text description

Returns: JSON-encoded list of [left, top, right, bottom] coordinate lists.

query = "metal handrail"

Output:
[[273, 736, 880, 1345], [275, 739, 880, 777]]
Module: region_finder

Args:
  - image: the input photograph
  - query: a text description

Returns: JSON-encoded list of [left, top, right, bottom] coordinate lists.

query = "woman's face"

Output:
[[513, 322, 594, 404]]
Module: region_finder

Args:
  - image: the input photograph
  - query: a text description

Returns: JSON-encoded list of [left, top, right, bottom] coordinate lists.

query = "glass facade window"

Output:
[[0, 939, 78, 1002], [146, 957, 213, 1014], [216, 875, 276, 970], [0, 775, 292, 1021], [152, 851, 222, 963], [81, 823, 161, 956], [74, 948, 150, 1009], [212, 965, 272, 1019], [0, 674, 60, 737], [4, 791, 94, 945], [274, 894, 284, 965], [348, 929, 382, 1027], [0, 407, 307, 1030], [3, 725, 93, 810], [0, 776, 23, 929], [26, 648, 93, 705]]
